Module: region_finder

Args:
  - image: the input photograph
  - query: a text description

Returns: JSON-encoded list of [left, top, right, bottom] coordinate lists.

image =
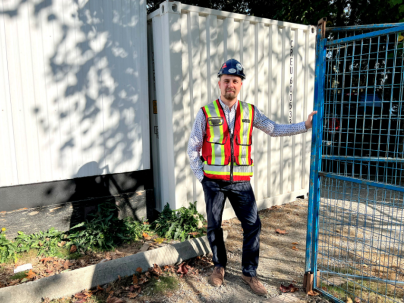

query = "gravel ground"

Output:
[[124, 198, 330, 303], [49, 198, 332, 303]]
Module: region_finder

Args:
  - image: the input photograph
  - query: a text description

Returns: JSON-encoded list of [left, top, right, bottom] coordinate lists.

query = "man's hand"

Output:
[[305, 111, 318, 129]]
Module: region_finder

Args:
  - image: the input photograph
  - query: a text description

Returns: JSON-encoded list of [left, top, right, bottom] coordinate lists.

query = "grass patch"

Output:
[[143, 276, 179, 296], [321, 279, 403, 303], [10, 271, 28, 280], [52, 247, 82, 260]]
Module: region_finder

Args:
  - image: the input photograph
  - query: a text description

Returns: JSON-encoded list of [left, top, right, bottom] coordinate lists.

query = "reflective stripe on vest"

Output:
[[203, 100, 227, 166], [203, 162, 253, 178], [236, 102, 254, 165]]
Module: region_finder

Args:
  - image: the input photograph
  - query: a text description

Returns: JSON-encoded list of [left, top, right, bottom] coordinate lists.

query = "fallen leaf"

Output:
[[188, 232, 199, 237], [292, 246, 299, 251], [133, 275, 138, 285], [142, 232, 151, 240], [64, 260, 72, 270], [41, 257, 53, 263], [128, 292, 139, 298], [106, 252, 112, 260], [70, 245, 77, 253], [307, 290, 319, 296], [280, 284, 289, 293], [106, 286, 112, 293], [145, 271, 151, 278], [8, 280, 19, 286], [118, 275, 121, 281], [136, 267, 142, 273], [54, 261, 63, 270], [57, 241, 66, 247], [74, 290, 92, 299], [292, 242, 299, 245], [45, 269, 53, 273], [177, 262, 189, 277], [346, 298, 353, 303], [25, 269, 36, 280], [106, 297, 124, 303], [289, 284, 298, 292], [354, 298, 361, 303], [154, 238, 165, 244], [151, 264, 163, 276], [275, 229, 287, 234], [138, 274, 149, 284], [92, 285, 104, 294]]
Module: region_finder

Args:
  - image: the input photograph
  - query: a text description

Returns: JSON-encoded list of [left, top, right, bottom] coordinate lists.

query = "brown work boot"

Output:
[[241, 274, 267, 296], [209, 266, 225, 287]]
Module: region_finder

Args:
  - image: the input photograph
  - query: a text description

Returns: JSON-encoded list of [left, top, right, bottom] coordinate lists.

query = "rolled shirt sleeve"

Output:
[[253, 107, 308, 136]]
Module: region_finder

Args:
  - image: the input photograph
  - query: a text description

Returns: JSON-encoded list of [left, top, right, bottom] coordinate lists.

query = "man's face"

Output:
[[218, 75, 242, 101]]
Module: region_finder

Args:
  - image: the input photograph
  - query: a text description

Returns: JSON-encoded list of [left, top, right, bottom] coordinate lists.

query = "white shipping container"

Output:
[[148, 2, 316, 218], [0, 0, 150, 187]]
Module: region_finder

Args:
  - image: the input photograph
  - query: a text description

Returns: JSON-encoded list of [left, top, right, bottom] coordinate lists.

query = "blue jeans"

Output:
[[201, 177, 261, 277]]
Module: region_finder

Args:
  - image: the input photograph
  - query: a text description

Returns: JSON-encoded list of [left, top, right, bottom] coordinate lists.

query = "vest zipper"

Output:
[[230, 133, 234, 183]]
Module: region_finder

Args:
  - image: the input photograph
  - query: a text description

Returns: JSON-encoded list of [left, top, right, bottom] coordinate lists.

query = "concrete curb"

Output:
[[0, 232, 227, 303]]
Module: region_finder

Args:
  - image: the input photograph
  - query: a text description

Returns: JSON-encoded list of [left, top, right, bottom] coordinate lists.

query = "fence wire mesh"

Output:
[[318, 177, 404, 302], [316, 26, 404, 303], [322, 30, 404, 185]]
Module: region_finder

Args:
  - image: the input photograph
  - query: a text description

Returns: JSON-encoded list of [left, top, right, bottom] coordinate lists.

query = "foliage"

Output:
[[68, 202, 148, 252], [147, 0, 404, 27], [0, 200, 205, 263], [0, 233, 18, 263], [123, 217, 151, 241], [152, 202, 206, 242], [15, 228, 66, 257]]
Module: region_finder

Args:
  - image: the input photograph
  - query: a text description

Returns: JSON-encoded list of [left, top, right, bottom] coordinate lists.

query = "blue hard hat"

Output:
[[217, 59, 246, 80]]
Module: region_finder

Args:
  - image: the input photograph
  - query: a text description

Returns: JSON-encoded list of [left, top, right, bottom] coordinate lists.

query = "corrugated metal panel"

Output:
[[148, 1, 316, 215], [0, 0, 150, 187]]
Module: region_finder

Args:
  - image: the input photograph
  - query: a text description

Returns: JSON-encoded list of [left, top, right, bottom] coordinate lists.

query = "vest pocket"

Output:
[[235, 136, 252, 146], [234, 157, 253, 166], [234, 137, 253, 165], [206, 153, 230, 166], [206, 135, 228, 144]]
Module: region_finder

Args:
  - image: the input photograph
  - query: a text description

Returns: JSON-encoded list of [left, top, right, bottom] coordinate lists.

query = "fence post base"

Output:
[[303, 272, 314, 293]]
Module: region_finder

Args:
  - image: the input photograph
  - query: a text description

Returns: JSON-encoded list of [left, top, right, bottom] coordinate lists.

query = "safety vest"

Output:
[[201, 99, 254, 182]]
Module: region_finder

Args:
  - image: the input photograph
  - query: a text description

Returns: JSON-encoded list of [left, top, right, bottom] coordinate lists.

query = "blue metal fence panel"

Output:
[[308, 23, 404, 303]]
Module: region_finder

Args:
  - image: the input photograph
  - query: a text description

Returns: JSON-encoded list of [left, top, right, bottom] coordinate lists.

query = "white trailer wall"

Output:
[[148, 2, 316, 218], [0, 0, 150, 187]]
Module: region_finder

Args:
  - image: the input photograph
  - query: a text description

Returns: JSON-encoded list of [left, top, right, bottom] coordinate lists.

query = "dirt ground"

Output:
[[49, 198, 332, 303]]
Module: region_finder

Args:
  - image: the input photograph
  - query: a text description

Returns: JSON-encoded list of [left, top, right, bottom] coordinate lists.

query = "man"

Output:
[[187, 58, 317, 296]]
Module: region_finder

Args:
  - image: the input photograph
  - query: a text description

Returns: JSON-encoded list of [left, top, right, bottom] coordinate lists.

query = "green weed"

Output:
[[144, 276, 179, 296], [322, 279, 402, 303], [152, 202, 206, 241], [0, 200, 205, 263], [10, 271, 28, 280]]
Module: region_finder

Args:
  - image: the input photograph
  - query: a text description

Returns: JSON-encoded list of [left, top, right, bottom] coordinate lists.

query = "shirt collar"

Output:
[[218, 97, 238, 112]]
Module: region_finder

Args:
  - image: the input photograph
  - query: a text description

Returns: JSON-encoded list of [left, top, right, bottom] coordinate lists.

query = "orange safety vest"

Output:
[[201, 99, 254, 182]]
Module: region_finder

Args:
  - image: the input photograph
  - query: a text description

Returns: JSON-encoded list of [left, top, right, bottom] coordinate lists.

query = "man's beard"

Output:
[[223, 91, 237, 100]]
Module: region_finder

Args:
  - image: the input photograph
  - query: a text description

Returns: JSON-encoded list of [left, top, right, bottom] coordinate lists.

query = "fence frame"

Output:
[[306, 22, 404, 302]]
